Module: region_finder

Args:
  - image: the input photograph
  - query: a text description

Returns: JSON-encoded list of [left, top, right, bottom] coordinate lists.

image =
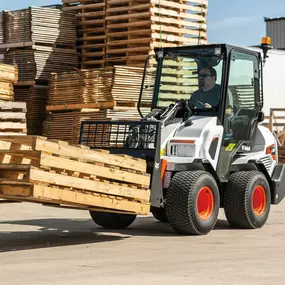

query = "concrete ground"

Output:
[[0, 201, 285, 285]]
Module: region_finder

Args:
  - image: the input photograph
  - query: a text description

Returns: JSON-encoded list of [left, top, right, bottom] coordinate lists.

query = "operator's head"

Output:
[[198, 67, 217, 91]]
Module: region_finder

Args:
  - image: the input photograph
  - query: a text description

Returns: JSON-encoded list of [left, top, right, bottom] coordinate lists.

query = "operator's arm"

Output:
[[225, 89, 234, 115]]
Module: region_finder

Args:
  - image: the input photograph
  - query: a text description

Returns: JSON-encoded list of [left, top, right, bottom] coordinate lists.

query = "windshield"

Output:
[[157, 53, 224, 110]]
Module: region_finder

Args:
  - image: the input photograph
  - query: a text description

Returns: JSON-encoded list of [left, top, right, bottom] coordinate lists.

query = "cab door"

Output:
[[217, 49, 261, 181]]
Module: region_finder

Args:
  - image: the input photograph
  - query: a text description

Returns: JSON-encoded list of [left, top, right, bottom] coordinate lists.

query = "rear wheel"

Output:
[[151, 206, 168, 222], [89, 211, 136, 229], [166, 170, 220, 235], [224, 171, 271, 229]]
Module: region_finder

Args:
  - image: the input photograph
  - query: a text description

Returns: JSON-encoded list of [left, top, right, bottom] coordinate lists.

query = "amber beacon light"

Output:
[[261, 36, 271, 45]]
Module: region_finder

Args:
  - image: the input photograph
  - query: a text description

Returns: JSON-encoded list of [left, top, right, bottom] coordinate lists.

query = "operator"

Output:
[[189, 67, 233, 116]]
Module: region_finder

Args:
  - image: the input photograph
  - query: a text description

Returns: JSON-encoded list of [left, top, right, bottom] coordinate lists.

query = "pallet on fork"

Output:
[[0, 136, 151, 215]]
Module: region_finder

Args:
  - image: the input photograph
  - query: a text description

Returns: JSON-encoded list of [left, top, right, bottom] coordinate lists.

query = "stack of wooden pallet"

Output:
[[43, 110, 107, 144], [14, 86, 48, 135], [0, 102, 27, 136], [1, 7, 78, 84], [158, 57, 199, 106], [48, 69, 113, 105], [0, 63, 18, 101], [44, 65, 153, 143], [62, 0, 208, 68], [0, 6, 79, 135], [4, 46, 78, 84], [0, 135, 150, 215], [105, 0, 207, 67], [48, 65, 153, 104], [62, 0, 107, 69]]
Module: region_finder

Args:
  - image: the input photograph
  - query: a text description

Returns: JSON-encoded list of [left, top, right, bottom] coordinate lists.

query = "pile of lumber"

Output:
[[110, 66, 154, 102], [3, 6, 76, 46], [0, 63, 18, 101], [44, 65, 153, 143], [14, 86, 48, 135], [62, 0, 208, 68], [0, 6, 79, 135], [43, 110, 107, 144], [1, 7, 78, 85], [48, 69, 114, 105], [0, 102, 27, 136], [0, 135, 150, 215], [4, 46, 78, 84], [48, 65, 153, 105]]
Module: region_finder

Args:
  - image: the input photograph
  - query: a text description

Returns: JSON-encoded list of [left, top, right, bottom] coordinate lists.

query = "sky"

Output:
[[1, 0, 285, 46]]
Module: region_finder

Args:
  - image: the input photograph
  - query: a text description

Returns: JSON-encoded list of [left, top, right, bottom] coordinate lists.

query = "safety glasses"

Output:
[[198, 74, 212, 78]]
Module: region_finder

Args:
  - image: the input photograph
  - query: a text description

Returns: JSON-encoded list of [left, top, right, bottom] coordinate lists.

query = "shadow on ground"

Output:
[[0, 216, 232, 253]]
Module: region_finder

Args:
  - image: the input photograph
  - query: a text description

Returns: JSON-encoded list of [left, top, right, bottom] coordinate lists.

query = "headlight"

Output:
[[169, 139, 196, 157]]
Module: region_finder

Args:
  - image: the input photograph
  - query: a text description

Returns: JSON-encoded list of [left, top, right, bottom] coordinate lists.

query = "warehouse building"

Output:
[[265, 16, 285, 49]]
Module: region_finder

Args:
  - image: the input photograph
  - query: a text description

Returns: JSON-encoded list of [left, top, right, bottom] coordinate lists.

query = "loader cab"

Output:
[[139, 44, 263, 139], [138, 44, 264, 178]]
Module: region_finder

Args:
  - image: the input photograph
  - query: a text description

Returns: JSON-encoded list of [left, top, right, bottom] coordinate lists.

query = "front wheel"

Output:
[[90, 211, 136, 229], [224, 171, 271, 229], [166, 170, 220, 235]]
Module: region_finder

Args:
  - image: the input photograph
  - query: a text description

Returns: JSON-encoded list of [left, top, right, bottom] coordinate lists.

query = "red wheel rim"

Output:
[[197, 187, 214, 220], [252, 185, 266, 216]]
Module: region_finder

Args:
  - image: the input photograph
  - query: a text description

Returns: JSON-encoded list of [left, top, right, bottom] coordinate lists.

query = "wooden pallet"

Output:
[[0, 135, 150, 214]]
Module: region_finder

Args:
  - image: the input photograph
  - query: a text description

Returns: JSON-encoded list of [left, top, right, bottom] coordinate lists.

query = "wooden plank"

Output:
[[0, 150, 40, 160], [34, 138, 147, 172], [32, 184, 150, 215], [0, 112, 26, 120], [0, 135, 45, 146], [39, 153, 150, 187], [46, 102, 114, 111], [0, 184, 31, 197], [28, 167, 149, 201]]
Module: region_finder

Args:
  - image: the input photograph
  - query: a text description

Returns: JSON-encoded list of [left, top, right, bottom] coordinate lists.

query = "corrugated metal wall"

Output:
[[265, 18, 285, 49]]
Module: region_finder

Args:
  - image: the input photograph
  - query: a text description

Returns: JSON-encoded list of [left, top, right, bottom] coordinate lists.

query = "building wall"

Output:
[[265, 18, 285, 50]]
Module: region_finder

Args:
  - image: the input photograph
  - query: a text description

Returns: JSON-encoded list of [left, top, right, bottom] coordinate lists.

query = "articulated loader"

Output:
[[80, 38, 285, 235]]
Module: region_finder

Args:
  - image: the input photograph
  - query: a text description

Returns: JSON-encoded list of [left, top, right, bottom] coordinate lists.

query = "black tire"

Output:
[[224, 171, 271, 229], [151, 206, 168, 222], [166, 170, 220, 235], [89, 211, 136, 229]]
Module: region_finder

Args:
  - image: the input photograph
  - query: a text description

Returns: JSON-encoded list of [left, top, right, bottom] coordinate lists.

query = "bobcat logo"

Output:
[[155, 162, 160, 170]]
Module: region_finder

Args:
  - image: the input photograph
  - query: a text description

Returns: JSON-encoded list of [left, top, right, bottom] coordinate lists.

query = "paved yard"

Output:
[[0, 201, 285, 285]]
